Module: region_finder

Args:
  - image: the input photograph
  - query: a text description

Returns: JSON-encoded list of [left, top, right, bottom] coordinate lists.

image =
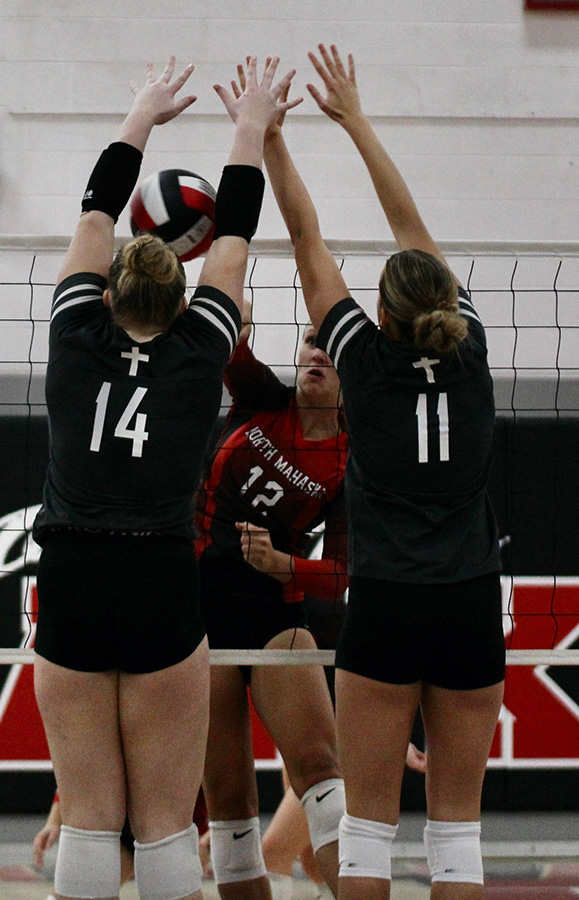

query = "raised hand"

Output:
[[307, 44, 361, 126], [128, 55, 197, 127], [214, 56, 302, 133], [231, 57, 292, 138]]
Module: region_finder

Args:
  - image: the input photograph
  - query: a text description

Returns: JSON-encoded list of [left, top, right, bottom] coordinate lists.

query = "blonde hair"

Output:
[[108, 234, 186, 331], [379, 249, 467, 355]]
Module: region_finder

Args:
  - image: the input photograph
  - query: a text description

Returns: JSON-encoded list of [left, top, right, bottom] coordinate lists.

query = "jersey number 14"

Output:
[[90, 382, 149, 458]]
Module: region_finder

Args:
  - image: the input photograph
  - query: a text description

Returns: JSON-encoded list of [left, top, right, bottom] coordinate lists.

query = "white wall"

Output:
[[1, 0, 579, 411], [1, 0, 579, 242]]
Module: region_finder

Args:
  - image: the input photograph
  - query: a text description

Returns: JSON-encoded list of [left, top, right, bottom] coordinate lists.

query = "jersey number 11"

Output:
[[416, 393, 449, 464]]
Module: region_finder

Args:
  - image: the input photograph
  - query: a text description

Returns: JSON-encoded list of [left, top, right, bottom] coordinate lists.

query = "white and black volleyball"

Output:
[[130, 169, 216, 262]]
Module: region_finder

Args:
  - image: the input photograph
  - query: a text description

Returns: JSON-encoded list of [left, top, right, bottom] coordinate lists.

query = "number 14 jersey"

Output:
[[33, 272, 240, 543]]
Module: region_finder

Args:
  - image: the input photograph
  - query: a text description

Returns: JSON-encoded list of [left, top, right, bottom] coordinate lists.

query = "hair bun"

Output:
[[414, 309, 468, 355]]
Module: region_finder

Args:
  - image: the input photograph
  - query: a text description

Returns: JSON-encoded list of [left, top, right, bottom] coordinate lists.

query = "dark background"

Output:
[[1, 413, 578, 813]]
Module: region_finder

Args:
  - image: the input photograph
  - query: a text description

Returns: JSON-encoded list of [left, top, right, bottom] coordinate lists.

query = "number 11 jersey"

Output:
[[316, 287, 501, 584]]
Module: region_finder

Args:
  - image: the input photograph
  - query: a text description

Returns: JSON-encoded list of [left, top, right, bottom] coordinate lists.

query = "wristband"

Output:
[[213, 165, 265, 243], [81, 141, 143, 223]]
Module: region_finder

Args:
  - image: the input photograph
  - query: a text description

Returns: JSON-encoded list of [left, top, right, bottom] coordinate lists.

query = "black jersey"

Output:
[[316, 287, 501, 584], [33, 272, 240, 543]]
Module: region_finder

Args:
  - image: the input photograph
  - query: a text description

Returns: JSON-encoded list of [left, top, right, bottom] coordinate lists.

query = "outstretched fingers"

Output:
[[213, 82, 235, 111], [171, 92, 198, 115], [347, 50, 357, 86], [231, 63, 246, 98], [260, 54, 280, 89], [305, 81, 328, 114], [145, 61, 157, 84], [274, 68, 302, 113], [322, 43, 348, 79], [160, 55, 176, 82], [307, 48, 332, 88], [217, 57, 302, 124], [244, 54, 259, 90], [319, 43, 342, 76], [232, 55, 275, 98], [306, 44, 359, 123], [169, 61, 195, 94]]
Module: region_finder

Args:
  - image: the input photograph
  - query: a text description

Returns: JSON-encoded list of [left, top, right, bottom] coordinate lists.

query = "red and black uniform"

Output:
[[195, 338, 348, 657]]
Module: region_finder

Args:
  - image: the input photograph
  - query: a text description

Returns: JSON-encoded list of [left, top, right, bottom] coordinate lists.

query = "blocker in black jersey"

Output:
[[33, 272, 240, 544], [316, 287, 501, 584], [290, 47, 504, 891]]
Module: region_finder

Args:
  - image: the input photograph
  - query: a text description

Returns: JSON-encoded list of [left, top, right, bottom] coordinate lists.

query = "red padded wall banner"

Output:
[[525, 1, 579, 9]]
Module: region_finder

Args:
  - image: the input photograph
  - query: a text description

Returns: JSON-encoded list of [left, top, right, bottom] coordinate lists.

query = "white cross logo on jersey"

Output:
[[413, 356, 440, 383], [122, 346, 150, 376]]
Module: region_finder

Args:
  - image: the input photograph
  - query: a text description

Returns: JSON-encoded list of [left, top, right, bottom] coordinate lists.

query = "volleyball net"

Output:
[[1, 236, 579, 672]]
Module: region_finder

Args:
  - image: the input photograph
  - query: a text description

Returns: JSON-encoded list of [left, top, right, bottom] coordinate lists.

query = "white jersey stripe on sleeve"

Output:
[[192, 306, 235, 355], [192, 296, 238, 342], [53, 282, 102, 303], [459, 307, 482, 325], [459, 297, 481, 321], [325, 308, 367, 359], [51, 295, 99, 322], [333, 319, 367, 369]]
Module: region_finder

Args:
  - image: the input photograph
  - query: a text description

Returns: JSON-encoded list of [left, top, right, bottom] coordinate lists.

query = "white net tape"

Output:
[[1, 647, 579, 666]]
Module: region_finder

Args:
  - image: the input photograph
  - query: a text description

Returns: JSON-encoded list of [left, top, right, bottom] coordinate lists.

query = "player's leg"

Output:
[[119, 638, 210, 900], [421, 680, 504, 900], [419, 572, 505, 900], [251, 627, 341, 898], [262, 778, 307, 876], [113, 535, 210, 900], [34, 533, 127, 900], [335, 667, 422, 900], [34, 657, 125, 900], [261, 768, 328, 898], [203, 664, 272, 900]]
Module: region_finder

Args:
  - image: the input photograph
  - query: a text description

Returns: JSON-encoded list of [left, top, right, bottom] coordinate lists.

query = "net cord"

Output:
[[2, 236, 579, 256], [2, 648, 579, 666]]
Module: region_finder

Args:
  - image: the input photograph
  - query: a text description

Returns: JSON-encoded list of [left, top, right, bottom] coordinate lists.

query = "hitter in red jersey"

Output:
[[196, 312, 347, 900]]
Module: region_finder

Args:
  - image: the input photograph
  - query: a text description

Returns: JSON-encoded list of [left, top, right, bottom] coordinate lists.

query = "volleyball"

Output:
[[130, 169, 216, 262]]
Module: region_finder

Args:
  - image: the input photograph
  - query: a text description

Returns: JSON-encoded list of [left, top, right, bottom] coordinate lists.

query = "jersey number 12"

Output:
[[90, 382, 149, 458]]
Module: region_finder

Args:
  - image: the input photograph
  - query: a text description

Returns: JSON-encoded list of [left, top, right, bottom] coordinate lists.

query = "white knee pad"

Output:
[[424, 820, 484, 884], [268, 872, 294, 900], [209, 817, 266, 885], [339, 813, 397, 880], [134, 823, 202, 900], [54, 825, 121, 899], [301, 778, 345, 853]]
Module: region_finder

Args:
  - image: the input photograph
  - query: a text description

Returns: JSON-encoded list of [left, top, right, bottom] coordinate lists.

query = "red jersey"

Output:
[[194, 339, 348, 604]]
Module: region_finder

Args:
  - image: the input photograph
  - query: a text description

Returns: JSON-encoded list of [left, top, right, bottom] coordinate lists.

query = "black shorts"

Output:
[[336, 571, 505, 690], [35, 531, 205, 674], [121, 819, 135, 854], [304, 592, 347, 704], [199, 552, 307, 682]]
